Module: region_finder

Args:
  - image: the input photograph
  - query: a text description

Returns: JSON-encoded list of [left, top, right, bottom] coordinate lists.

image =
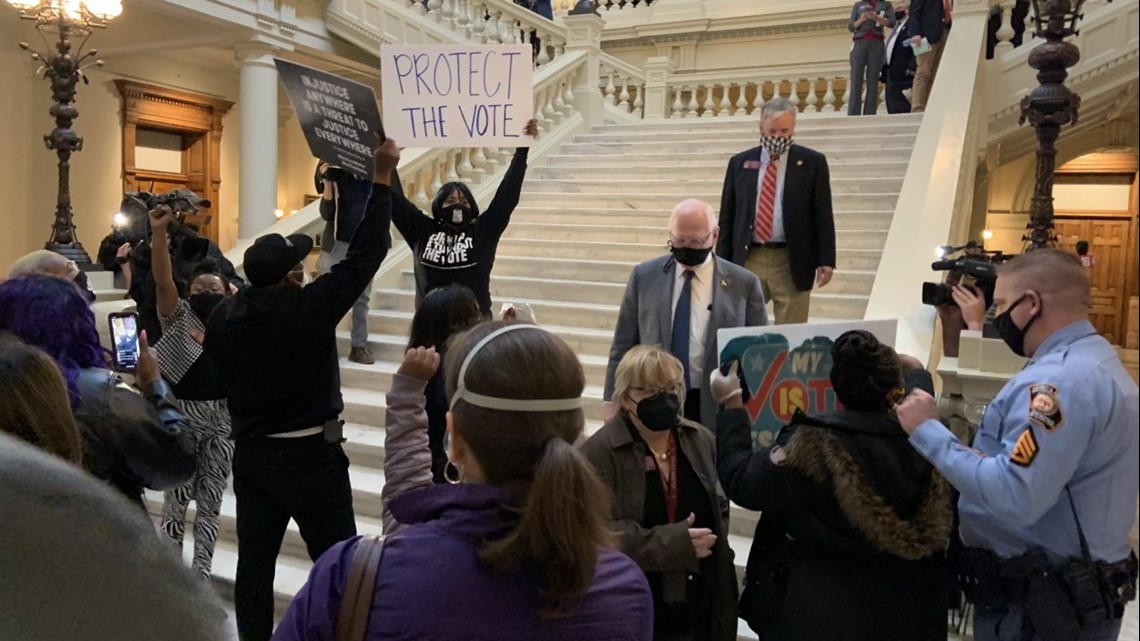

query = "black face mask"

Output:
[[672, 245, 712, 267], [895, 10, 906, 20], [634, 392, 681, 432], [438, 204, 476, 228], [993, 294, 1040, 357], [188, 292, 225, 323]]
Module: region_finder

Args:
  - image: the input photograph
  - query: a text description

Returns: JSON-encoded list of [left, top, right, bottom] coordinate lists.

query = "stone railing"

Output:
[[398, 0, 570, 67], [599, 53, 647, 117], [551, 0, 653, 14]]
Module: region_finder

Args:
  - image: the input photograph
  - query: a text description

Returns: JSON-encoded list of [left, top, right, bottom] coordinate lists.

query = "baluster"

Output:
[[839, 81, 850, 113], [413, 174, 429, 208], [771, 79, 782, 102], [822, 77, 836, 112], [686, 86, 699, 118], [484, 10, 500, 43], [445, 152, 460, 183], [441, 0, 455, 30], [427, 0, 443, 22], [719, 85, 732, 117], [618, 76, 632, 112], [995, 2, 1016, 54], [878, 81, 886, 111], [789, 79, 801, 112], [458, 148, 474, 179], [563, 75, 576, 116], [734, 83, 748, 116], [604, 70, 617, 106], [536, 32, 552, 66], [543, 87, 558, 125], [412, 0, 427, 16], [553, 80, 568, 120], [632, 85, 644, 118], [429, 160, 444, 197], [470, 2, 486, 42], [552, 38, 565, 61], [805, 78, 819, 113], [496, 12, 513, 45], [456, 0, 470, 37], [472, 147, 488, 177], [750, 81, 763, 115], [701, 85, 715, 118], [671, 87, 684, 119], [485, 147, 504, 169]]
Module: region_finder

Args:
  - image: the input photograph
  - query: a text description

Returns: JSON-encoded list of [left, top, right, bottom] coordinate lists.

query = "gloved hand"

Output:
[[709, 360, 743, 405]]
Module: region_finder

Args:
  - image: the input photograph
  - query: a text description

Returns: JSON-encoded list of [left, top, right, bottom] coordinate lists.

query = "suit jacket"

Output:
[[604, 255, 768, 430], [908, 0, 947, 44], [716, 144, 837, 292], [885, 17, 916, 85]]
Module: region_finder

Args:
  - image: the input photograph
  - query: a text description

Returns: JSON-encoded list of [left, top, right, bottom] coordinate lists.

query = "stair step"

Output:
[[557, 141, 917, 157], [503, 222, 889, 249], [515, 192, 901, 211], [534, 163, 908, 179], [523, 177, 904, 195], [592, 112, 923, 134], [576, 128, 917, 144], [546, 152, 912, 168], [508, 207, 894, 231], [356, 314, 618, 357]]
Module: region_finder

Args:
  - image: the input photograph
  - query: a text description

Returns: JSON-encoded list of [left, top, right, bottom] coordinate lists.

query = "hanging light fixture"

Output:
[[6, 0, 125, 264]]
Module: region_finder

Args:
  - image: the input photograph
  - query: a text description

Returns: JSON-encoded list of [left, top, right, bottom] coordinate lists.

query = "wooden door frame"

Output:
[[1054, 209, 1137, 345], [114, 80, 234, 242]]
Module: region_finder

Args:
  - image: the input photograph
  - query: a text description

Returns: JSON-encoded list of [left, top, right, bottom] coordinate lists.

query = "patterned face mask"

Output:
[[761, 134, 794, 157]]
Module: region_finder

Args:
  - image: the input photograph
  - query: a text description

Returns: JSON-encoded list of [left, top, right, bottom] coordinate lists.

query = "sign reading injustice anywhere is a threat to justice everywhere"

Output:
[[275, 58, 384, 180], [717, 320, 898, 450], [380, 44, 535, 148]]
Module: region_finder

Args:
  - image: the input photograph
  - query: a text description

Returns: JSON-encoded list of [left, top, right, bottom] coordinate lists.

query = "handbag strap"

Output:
[[336, 534, 386, 641]]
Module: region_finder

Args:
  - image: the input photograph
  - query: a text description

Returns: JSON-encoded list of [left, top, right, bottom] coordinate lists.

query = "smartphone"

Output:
[[108, 312, 141, 373]]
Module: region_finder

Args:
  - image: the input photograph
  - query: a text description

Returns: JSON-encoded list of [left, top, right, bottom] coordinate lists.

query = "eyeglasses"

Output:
[[667, 232, 713, 249], [630, 383, 684, 397]]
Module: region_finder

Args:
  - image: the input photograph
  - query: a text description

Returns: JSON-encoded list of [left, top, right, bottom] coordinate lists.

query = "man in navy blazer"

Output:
[[716, 97, 837, 325], [884, 1, 917, 113]]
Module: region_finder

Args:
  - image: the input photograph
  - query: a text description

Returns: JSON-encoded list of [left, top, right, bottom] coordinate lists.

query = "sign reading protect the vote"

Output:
[[717, 320, 898, 450], [380, 44, 534, 148], [274, 58, 383, 180]]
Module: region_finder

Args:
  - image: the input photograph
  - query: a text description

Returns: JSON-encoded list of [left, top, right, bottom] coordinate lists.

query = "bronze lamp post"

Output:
[[6, 0, 123, 264], [1019, 0, 1109, 250]]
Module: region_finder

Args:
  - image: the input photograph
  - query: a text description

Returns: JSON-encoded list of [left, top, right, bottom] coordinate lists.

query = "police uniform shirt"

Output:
[[910, 320, 1140, 562]]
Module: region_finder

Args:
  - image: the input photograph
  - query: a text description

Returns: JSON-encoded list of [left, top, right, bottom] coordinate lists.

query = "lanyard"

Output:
[[652, 431, 680, 523]]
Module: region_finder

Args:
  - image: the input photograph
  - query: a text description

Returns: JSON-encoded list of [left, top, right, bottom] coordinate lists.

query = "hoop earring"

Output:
[[444, 461, 464, 485]]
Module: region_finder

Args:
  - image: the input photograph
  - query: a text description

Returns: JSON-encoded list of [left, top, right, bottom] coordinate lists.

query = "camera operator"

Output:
[[203, 136, 400, 641], [897, 249, 1139, 641], [316, 161, 375, 364], [126, 190, 243, 343]]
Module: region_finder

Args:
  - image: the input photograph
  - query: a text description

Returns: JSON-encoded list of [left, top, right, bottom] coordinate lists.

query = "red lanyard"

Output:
[[653, 432, 680, 523]]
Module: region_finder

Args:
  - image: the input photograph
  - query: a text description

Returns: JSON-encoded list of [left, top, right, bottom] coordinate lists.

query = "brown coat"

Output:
[[580, 414, 738, 641]]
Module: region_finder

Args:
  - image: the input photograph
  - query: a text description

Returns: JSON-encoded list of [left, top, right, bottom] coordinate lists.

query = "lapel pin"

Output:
[[796, 159, 804, 166], [721, 279, 728, 288]]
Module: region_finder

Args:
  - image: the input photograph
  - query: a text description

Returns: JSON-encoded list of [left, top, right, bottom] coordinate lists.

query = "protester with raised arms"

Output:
[[391, 119, 538, 318]]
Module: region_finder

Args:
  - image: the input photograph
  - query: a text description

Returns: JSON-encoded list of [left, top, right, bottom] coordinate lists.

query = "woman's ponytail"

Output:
[[479, 437, 615, 616]]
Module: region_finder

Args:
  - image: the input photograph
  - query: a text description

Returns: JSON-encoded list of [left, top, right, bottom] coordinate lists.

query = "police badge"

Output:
[[1027, 383, 1063, 432]]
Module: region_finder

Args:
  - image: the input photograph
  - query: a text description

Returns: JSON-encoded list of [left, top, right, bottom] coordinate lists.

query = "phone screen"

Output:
[[110, 313, 140, 372]]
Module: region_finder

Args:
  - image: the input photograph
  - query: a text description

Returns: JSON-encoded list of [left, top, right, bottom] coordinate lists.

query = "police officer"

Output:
[[897, 248, 1139, 641]]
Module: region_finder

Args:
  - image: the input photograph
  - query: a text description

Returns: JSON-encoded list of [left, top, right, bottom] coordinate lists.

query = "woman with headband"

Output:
[[273, 322, 653, 641]]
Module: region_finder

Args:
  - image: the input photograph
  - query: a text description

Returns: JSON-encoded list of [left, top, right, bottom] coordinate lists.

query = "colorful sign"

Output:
[[380, 44, 534, 148], [717, 320, 898, 449]]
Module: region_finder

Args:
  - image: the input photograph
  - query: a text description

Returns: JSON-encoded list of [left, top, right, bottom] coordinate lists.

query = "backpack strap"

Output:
[[336, 534, 385, 641]]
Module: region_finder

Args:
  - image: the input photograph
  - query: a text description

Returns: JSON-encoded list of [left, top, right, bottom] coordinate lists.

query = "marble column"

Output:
[[235, 42, 280, 239]]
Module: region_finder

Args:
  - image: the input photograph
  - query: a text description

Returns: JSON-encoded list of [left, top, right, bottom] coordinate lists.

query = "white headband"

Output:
[[449, 324, 583, 412]]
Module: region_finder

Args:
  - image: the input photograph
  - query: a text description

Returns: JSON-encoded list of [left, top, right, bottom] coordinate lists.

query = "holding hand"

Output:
[[373, 135, 401, 185], [709, 360, 743, 406], [951, 285, 986, 332], [687, 513, 717, 559], [523, 118, 539, 139], [135, 330, 162, 389], [148, 205, 174, 233], [116, 242, 132, 260], [398, 346, 440, 381], [895, 388, 940, 435]]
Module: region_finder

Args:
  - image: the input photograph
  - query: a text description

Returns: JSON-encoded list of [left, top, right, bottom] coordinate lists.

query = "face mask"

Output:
[[445, 205, 475, 228], [634, 392, 681, 432], [895, 9, 906, 19], [188, 292, 225, 322], [993, 294, 1040, 357], [761, 134, 793, 157], [672, 245, 712, 267]]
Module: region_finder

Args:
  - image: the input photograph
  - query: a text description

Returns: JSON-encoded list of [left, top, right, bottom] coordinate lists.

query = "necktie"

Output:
[[671, 270, 695, 390], [754, 156, 779, 243]]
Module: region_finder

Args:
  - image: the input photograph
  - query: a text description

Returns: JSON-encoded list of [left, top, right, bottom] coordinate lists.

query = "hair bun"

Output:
[[192, 259, 220, 276], [832, 329, 880, 367]]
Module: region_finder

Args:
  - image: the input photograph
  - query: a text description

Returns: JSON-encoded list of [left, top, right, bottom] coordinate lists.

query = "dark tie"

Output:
[[672, 270, 695, 390]]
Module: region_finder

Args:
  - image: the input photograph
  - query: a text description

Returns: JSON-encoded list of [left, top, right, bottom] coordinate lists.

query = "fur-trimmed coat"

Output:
[[717, 407, 952, 641]]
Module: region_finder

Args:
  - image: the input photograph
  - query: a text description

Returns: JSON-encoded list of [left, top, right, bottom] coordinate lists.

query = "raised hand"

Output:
[[398, 346, 440, 381], [523, 118, 539, 139], [148, 205, 174, 232]]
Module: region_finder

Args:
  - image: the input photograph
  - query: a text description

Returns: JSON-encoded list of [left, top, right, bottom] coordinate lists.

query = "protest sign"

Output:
[[274, 58, 383, 180], [717, 320, 898, 449], [380, 44, 534, 148]]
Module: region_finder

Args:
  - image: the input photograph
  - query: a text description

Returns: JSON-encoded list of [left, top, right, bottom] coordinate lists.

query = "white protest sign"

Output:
[[380, 44, 534, 148]]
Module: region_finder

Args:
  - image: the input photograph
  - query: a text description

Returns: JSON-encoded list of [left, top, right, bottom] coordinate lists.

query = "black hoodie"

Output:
[[204, 185, 392, 441]]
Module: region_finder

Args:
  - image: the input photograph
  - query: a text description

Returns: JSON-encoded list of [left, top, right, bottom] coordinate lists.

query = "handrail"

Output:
[[864, 5, 992, 364], [395, 0, 571, 67]]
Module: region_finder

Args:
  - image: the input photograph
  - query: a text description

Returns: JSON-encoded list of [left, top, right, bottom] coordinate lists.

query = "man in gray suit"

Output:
[[604, 198, 769, 429]]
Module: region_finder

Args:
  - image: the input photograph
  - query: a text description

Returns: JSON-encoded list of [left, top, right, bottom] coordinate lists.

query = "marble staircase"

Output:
[[146, 112, 921, 640]]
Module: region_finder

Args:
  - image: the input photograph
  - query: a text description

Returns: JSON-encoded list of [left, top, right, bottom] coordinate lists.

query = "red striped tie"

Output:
[[754, 157, 778, 243]]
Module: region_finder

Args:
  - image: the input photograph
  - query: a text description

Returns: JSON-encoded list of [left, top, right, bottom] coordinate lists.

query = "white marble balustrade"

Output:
[[402, 0, 568, 67], [550, 0, 655, 13], [665, 77, 849, 119], [599, 58, 646, 117]]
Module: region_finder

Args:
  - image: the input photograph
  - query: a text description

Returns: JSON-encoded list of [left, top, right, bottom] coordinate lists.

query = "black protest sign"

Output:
[[275, 58, 383, 180]]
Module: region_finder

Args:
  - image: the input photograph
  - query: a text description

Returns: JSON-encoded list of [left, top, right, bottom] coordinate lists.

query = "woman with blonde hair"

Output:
[[274, 322, 652, 641], [0, 336, 83, 465], [581, 344, 738, 641]]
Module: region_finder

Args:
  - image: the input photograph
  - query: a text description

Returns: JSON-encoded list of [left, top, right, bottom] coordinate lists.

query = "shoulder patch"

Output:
[[1010, 429, 1039, 467], [1027, 383, 1064, 432]]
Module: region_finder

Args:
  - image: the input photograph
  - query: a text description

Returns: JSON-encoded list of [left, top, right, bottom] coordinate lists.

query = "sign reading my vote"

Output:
[[380, 44, 535, 148]]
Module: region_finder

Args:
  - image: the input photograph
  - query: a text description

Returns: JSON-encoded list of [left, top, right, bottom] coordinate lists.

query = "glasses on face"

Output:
[[630, 383, 684, 398], [668, 232, 713, 249]]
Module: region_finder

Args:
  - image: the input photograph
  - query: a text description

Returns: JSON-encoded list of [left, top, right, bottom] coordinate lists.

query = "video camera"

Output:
[[921, 242, 1008, 309], [119, 189, 213, 268]]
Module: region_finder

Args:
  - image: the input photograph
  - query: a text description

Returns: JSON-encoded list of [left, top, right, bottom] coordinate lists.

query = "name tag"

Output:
[[743, 160, 761, 170]]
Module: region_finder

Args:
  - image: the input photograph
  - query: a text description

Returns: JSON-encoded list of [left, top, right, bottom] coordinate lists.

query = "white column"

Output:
[[235, 42, 280, 239]]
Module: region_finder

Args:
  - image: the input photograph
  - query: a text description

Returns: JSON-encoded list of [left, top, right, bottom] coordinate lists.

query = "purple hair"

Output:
[[0, 274, 110, 408]]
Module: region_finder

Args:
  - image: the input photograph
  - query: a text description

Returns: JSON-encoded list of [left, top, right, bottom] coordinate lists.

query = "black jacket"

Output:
[[392, 148, 528, 315], [884, 18, 917, 85], [717, 407, 951, 641], [909, 0, 948, 44], [204, 185, 393, 441], [74, 369, 197, 506], [716, 144, 836, 292]]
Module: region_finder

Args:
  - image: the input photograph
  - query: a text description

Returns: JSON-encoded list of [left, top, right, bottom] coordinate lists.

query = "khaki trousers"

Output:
[[745, 246, 811, 325], [910, 36, 946, 113]]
